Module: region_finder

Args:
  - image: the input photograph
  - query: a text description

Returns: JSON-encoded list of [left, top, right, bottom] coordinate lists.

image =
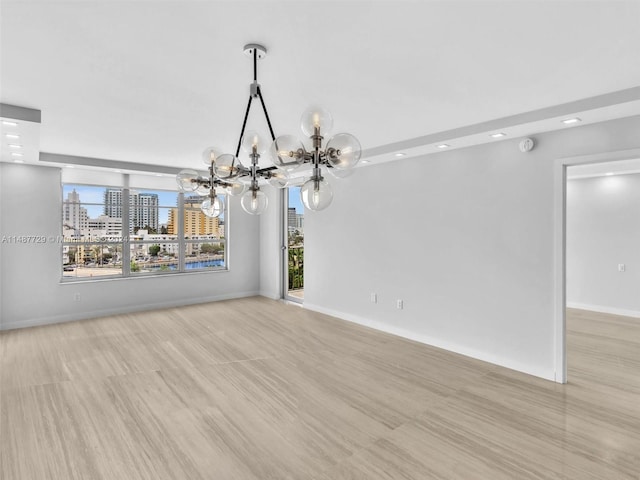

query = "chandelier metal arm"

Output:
[[235, 95, 253, 158], [253, 47, 258, 81], [256, 86, 276, 142]]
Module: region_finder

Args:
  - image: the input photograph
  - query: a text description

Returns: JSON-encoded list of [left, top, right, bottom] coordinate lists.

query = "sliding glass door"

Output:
[[284, 186, 304, 302]]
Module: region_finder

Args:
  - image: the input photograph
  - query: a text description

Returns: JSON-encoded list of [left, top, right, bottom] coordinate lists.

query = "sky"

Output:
[[64, 184, 304, 223], [288, 187, 304, 214]]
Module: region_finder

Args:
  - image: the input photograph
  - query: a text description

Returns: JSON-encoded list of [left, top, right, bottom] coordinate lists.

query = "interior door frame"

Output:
[[553, 147, 640, 384]]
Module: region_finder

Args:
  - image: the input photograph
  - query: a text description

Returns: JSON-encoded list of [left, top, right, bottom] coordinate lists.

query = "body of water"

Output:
[[146, 259, 224, 270]]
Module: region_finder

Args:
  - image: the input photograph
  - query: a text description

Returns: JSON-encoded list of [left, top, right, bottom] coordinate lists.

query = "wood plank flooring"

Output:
[[1, 298, 639, 479]]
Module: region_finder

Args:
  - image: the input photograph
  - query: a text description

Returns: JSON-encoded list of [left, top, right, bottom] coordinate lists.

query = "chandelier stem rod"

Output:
[[253, 47, 257, 81], [235, 95, 253, 158], [256, 86, 276, 141]]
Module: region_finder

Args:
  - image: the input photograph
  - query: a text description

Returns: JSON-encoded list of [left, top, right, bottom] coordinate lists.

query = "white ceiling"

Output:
[[1, 0, 640, 171]]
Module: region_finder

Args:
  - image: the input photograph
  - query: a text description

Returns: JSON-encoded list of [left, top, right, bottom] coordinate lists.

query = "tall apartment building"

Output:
[[104, 189, 159, 233], [288, 207, 297, 231], [287, 207, 304, 232], [62, 188, 89, 236], [131, 192, 159, 232], [104, 189, 123, 218], [167, 200, 219, 237]]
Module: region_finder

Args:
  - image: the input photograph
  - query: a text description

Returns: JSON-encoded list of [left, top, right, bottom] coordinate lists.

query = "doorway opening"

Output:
[[554, 149, 640, 384], [284, 186, 304, 303]]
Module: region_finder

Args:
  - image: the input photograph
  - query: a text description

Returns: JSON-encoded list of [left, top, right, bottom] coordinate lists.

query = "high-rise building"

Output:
[[104, 189, 159, 233], [288, 207, 297, 230], [131, 192, 159, 232], [104, 189, 123, 218], [62, 188, 89, 236], [167, 199, 219, 237]]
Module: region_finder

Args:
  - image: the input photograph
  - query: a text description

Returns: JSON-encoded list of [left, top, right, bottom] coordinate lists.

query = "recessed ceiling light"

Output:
[[562, 117, 581, 124], [11, 152, 23, 157], [605, 172, 614, 176], [490, 133, 506, 138], [394, 152, 406, 157], [361, 160, 370, 164], [2, 121, 18, 127], [114, 170, 122, 173], [437, 144, 450, 149], [65, 165, 74, 169], [155, 173, 163, 177], [13, 159, 24, 163], [5, 133, 20, 139], [8, 144, 22, 149]]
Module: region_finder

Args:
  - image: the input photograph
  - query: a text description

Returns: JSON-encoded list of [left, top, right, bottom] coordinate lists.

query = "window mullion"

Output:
[[178, 192, 185, 272], [122, 175, 131, 276]]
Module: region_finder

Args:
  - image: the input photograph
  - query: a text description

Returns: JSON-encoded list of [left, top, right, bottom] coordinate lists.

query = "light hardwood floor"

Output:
[[1, 299, 639, 479]]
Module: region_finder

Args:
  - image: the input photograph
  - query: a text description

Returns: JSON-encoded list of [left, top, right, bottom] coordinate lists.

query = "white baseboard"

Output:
[[258, 290, 281, 300], [304, 303, 556, 382], [0, 290, 260, 331], [566, 302, 640, 318]]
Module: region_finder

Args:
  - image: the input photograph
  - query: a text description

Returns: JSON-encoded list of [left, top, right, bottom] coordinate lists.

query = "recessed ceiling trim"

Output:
[[362, 86, 640, 159], [0, 103, 41, 123], [39, 152, 187, 175]]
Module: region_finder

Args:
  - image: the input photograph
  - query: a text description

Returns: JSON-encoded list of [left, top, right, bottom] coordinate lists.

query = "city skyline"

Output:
[[63, 184, 304, 221], [63, 185, 178, 225]]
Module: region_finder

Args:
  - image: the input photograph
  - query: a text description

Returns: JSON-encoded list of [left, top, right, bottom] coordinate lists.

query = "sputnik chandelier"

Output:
[[175, 43, 362, 217]]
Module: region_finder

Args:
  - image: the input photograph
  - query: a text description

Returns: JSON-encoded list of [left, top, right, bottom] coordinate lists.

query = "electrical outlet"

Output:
[[74, 293, 81, 302], [618, 264, 626, 272], [370, 293, 377, 304], [396, 299, 403, 310]]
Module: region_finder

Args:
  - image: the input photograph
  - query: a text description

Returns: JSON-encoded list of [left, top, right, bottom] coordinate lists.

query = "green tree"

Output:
[[143, 225, 158, 234], [288, 247, 304, 290], [160, 225, 168, 234], [149, 244, 161, 256], [67, 247, 77, 264], [130, 260, 140, 272], [200, 243, 215, 254]]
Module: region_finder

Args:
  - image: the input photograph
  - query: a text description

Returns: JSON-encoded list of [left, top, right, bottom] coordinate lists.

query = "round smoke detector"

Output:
[[519, 138, 535, 153]]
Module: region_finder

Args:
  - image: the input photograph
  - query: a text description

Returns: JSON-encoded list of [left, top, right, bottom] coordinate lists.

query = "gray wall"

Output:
[[0, 163, 261, 329], [294, 115, 640, 381], [567, 173, 640, 316]]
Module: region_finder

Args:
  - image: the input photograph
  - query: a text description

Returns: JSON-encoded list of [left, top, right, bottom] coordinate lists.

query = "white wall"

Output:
[[259, 187, 282, 299], [567, 173, 640, 317], [0, 163, 261, 330], [293, 115, 640, 381]]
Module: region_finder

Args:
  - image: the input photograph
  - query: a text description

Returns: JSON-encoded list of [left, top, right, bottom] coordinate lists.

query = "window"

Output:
[[61, 183, 227, 280]]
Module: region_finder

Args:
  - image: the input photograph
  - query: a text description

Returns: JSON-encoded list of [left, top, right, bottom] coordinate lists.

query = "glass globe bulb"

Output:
[[268, 170, 289, 189], [326, 133, 361, 170], [226, 181, 248, 197], [213, 153, 242, 179], [202, 147, 222, 167], [176, 169, 200, 192], [300, 106, 333, 137], [326, 166, 354, 179], [270, 135, 305, 172], [241, 130, 267, 154], [300, 177, 333, 211], [201, 196, 224, 218], [240, 189, 268, 215]]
